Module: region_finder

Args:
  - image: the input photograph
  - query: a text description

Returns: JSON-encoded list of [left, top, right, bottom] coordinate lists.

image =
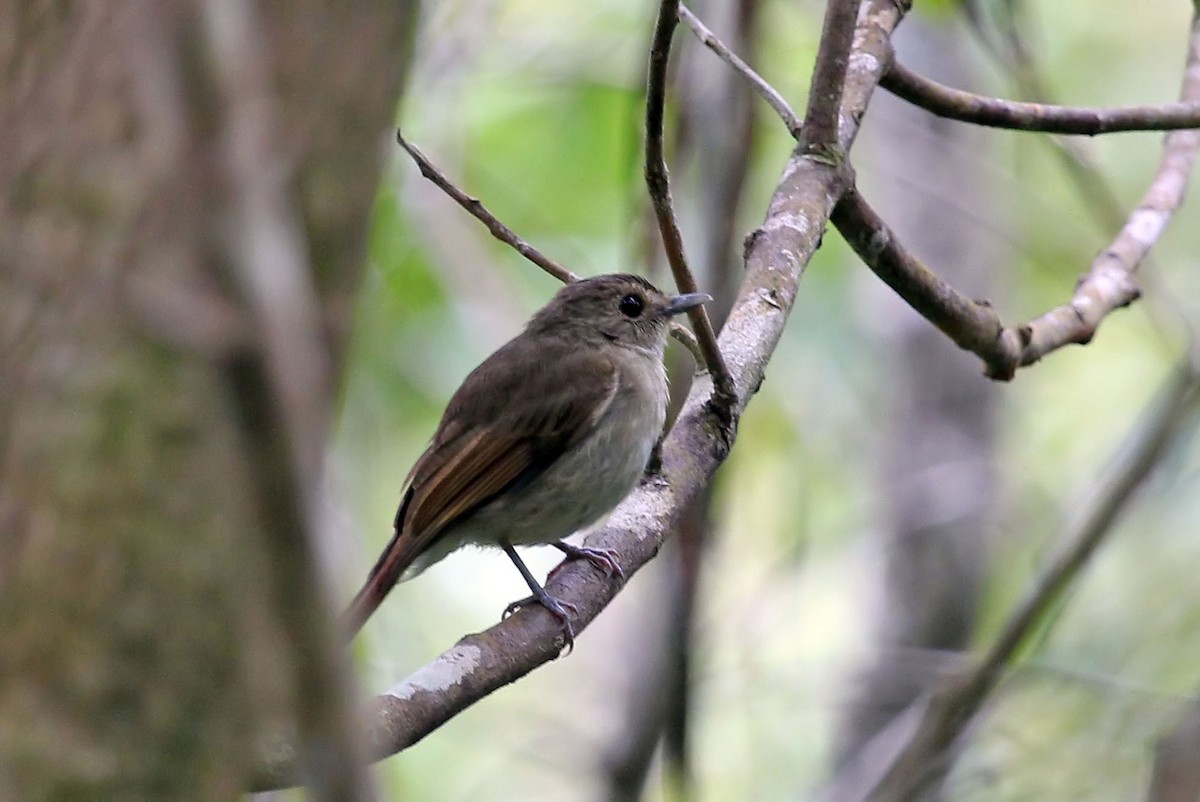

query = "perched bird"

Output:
[[344, 273, 710, 644]]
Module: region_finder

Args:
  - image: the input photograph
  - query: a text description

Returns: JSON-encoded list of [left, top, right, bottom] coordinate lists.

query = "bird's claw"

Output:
[[502, 592, 578, 655], [552, 541, 625, 582]]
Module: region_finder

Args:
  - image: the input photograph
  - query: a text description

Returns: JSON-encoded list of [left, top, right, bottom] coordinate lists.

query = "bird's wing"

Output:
[[343, 346, 619, 636]]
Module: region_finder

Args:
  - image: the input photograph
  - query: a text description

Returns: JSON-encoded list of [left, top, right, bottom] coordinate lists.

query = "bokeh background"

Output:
[[330, 1, 1200, 799]]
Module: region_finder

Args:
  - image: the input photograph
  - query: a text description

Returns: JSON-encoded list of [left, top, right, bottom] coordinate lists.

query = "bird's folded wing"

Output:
[[399, 348, 620, 551]]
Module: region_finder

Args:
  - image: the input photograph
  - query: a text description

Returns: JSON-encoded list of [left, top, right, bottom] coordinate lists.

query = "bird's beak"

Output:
[[662, 292, 712, 317]]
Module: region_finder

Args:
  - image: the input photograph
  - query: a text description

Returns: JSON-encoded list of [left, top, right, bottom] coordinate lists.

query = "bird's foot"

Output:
[[551, 540, 625, 581], [503, 589, 578, 654]]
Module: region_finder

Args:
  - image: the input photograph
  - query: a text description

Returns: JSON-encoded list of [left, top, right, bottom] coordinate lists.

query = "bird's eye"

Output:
[[618, 294, 644, 318]]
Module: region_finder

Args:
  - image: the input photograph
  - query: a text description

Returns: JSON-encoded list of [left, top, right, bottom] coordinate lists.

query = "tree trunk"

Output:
[[0, 2, 412, 797]]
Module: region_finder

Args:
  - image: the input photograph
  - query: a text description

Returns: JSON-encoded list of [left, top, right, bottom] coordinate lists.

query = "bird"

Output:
[[343, 273, 710, 646]]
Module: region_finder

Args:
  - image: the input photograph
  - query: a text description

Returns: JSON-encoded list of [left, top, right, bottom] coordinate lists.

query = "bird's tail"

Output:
[[342, 528, 417, 639]]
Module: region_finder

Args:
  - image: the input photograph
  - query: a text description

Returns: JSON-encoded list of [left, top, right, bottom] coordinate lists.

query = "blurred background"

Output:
[[328, 0, 1200, 800]]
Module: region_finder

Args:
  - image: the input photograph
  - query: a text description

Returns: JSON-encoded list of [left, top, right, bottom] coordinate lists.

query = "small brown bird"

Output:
[[344, 274, 709, 644]]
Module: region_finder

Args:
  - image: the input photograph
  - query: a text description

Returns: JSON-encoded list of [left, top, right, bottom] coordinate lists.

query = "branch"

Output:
[[962, 6, 1134, 234], [831, 179, 1142, 380], [962, 18, 1200, 355], [801, 0, 861, 153], [963, 0, 1200, 364], [396, 132, 710, 361], [677, 3, 801, 135], [688, 2, 1200, 380], [644, 0, 736, 411], [1007, 3, 1200, 366], [831, 189, 1021, 379], [834, 3, 1200, 379], [395, 131, 580, 284], [865, 360, 1200, 801], [251, 0, 910, 787], [881, 59, 1200, 135]]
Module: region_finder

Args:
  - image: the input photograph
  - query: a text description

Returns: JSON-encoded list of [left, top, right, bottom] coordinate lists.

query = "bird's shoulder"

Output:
[[440, 335, 620, 435]]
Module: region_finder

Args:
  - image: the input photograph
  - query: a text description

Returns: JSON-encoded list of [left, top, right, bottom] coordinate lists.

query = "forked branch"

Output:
[[683, 2, 1200, 379]]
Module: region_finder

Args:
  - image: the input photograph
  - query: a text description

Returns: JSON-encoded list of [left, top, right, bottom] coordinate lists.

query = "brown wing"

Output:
[[343, 344, 619, 636]]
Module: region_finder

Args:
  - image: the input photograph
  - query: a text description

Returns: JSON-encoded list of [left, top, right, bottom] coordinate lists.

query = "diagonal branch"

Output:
[[802, 0, 861, 154], [395, 132, 702, 358], [645, 0, 735, 411], [865, 359, 1200, 801], [831, 189, 1021, 378], [677, 3, 801, 135], [395, 131, 579, 284], [681, 3, 802, 128], [881, 59, 1200, 135], [251, 0, 910, 788]]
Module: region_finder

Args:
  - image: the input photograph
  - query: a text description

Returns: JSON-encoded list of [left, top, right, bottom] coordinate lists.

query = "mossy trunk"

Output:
[[0, 2, 412, 797]]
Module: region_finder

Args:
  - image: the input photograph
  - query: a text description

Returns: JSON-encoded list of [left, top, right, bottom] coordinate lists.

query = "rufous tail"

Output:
[[342, 529, 415, 638]]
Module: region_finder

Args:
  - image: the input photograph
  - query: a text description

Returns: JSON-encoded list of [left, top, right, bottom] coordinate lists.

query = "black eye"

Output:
[[618, 294, 644, 318]]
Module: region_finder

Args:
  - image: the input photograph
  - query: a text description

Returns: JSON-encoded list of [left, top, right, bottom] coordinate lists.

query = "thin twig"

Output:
[[669, 322, 705, 366], [882, 59, 1200, 135], [397, 131, 702, 356], [677, 3, 801, 135], [868, 361, 1200, 801], [395, 131, 580, 284], [801, 0, 861, 153], [645, 0, 735, 410]]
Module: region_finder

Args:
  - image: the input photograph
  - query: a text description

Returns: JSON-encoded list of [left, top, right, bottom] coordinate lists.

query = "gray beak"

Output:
[[662, 292, 712, 317]]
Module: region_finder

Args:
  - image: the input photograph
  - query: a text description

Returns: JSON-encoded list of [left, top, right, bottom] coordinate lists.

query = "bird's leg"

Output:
[[550, 540, 625, 581], [500, 540, 577, 653]]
